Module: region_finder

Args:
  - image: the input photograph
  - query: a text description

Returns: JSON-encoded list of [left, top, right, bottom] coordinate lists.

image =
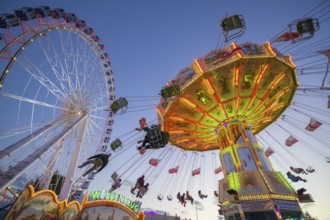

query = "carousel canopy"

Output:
[[156, 42, 298, 151]]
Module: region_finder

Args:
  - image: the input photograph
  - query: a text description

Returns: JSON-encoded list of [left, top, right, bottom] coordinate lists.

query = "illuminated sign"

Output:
[[241, 200, 273, 212], [275, 200, 300, 211], [91, 191, 142, 213]]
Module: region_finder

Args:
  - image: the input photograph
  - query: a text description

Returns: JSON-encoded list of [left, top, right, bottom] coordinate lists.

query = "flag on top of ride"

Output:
[[305, 118, 322, 132], [285, 135, 298, 147], [192, 167, 201, 176], [265, 147, 274, 157], [214, 166, 223, 174], [149, 158, 161, 166], [168, 166, 179, 174]]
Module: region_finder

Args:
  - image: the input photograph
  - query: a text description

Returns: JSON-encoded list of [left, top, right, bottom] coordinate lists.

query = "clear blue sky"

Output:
[[1, 0, 329, 219]]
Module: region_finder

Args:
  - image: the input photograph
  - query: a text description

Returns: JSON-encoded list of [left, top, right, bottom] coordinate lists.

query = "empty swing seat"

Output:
[[157, 194, 164, 200], [297, 18, 319, 35], [148, 125, 169, 149], [111, 172, 118, 181], [298, 194, 314, 203], [110, 97, 128, 114], [160, 85, 180, 99], [288, 18, 319, 43], [220, 15, 245, 42], [110, 139, 122, 152]]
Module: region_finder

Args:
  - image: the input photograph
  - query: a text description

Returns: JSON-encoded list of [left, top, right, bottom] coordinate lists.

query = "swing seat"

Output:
[[110, 139, 122, 152], [148, 125, 169, 149], [160, 85, 180, 99], [111, 172, 118, 181], [87, 173, 96, 180], [306, 167, 315, 173], [298, 194, 314, 203], [110, 97, 128, 114], [81, 181, 90, 190], [138, 147, 147, 155], [167, 195, 173, 201], [73, 190, 83, 198], [296, 18, 319, 35], [157, 194, 164, 201], [288, 18, 319, 43], [220, 15, 246, 42]]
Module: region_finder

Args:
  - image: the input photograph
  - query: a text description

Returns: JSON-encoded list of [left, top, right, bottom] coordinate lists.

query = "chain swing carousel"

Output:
[[156, 38, 312, 219]]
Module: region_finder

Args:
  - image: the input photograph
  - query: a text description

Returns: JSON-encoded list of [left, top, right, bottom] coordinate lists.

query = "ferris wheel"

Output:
[[0, 6, 115, 201]]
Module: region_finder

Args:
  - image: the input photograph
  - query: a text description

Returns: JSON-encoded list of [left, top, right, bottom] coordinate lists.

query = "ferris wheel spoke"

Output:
[[87, 117, 102, 133], [0, 90, 63, 110], [37, 35, 72, 99], [89, 104, 108, 113], [63, 32, 81, 93], [89, 114, 106, 120], [84, 67, 100, 98], [17, 54, 68, 103]]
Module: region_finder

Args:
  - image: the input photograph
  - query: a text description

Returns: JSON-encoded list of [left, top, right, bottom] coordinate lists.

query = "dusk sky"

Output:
[[0, 1, 329, 219]]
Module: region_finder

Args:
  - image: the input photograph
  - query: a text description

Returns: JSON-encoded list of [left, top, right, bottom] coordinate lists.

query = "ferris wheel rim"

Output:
[[0, 11, 115, 199]]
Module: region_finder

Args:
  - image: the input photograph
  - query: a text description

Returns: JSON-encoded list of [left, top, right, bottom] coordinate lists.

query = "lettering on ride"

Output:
[[91, 191, 142, 213]]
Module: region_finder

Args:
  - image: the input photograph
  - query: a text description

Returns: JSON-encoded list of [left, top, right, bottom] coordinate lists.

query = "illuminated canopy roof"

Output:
[[156, 42, 298, 151]]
